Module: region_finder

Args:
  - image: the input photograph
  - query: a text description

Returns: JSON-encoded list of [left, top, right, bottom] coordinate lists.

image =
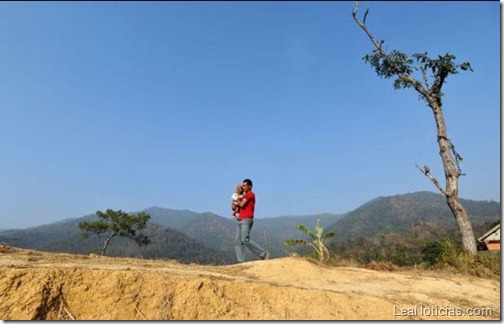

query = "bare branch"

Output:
[[420, 66, 431, 89], [449, 140, 465, 176], [415, 163, 447, 196], [353, 2, 429, 97], [352, 0, 358, 17], [352, 1, 385, 54]]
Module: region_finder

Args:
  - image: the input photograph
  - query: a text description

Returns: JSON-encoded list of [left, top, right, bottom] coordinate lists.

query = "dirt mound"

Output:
[[0, 245, 499, 320]]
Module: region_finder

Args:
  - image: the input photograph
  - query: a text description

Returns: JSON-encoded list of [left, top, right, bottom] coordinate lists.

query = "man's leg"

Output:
[[234, 221, 246, 262], [240, 219, 268, 259]]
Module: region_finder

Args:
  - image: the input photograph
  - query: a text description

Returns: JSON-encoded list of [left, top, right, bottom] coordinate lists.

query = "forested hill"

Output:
[[0, 216, 234, 265], [327, 191, 500, 242]]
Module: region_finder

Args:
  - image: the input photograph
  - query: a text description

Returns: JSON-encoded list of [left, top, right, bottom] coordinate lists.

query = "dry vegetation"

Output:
[[0, 245, 499, 320]]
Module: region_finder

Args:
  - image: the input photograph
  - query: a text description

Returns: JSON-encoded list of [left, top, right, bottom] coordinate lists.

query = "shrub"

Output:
[[476, 251, 500, 277], [421, 239, 500, 278]]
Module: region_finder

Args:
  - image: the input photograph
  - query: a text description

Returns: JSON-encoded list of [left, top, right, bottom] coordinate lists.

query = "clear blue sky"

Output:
[[0, 1, 500, 229]]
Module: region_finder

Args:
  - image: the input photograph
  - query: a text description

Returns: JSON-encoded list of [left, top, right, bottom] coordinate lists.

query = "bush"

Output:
[[421, 239, 500, 278], [390, 243, 422, 266], [421, 241, 444, 266], [476, 251, 500, 277]]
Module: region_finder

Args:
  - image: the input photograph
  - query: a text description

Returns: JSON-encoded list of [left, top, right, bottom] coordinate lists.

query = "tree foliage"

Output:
[[284, 219, 336, 263], [79, 209, 151, 256], [364, 50, 473, 100]]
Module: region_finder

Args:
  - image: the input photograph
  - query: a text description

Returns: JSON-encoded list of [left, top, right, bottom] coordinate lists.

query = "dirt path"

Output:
[[0, 245, 499, 320]]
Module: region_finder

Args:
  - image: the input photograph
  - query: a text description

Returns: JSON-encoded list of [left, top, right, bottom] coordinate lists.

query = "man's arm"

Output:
[[234, 197, 248, 208]]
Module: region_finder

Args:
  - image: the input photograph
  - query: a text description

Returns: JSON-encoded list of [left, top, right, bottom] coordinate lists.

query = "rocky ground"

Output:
[[0, 244, 499, 320]]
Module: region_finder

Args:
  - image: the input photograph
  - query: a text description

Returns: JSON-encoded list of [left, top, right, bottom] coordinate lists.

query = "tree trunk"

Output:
[[430, 100, 477, 254], [101, 233, 116, 256], [446, 195, 477, 254]]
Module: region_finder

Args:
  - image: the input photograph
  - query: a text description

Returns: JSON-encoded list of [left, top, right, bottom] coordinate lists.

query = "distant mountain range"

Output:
[[0, 191, 499, 264], [327, 191, 500, 242], [0, 214, 234, 265], [130, 208, 345, 258]]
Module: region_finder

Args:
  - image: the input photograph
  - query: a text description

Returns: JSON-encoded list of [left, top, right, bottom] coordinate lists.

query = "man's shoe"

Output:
[[262, 252, 270, 260]]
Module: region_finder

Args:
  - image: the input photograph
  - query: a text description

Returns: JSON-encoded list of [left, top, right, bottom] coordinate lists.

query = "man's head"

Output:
[[242, 179, 253, 191]]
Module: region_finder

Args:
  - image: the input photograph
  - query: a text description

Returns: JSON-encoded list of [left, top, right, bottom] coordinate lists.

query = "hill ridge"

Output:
[[0, 191, 499, 264]]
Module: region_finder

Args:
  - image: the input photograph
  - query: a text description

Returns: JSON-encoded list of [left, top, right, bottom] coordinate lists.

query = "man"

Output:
[[233, 179, 269, 262]]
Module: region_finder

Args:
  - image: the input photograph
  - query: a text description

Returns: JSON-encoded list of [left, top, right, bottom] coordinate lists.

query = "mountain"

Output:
[[142, 207, 217, 229], [137, 207, 237, 259], [143, 207, 236, 254], [0, 191, 499, 264], [142, 207, 345, 258], [254, 213, 345, 257], [327, 191, 500, 242], [0, 215, 233, 265]]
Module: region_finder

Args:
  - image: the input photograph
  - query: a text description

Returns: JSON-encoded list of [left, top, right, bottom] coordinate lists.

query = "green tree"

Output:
[[79, 209, 151, 256], [352, 2, 477, 254], [284, 219, 336, 263]]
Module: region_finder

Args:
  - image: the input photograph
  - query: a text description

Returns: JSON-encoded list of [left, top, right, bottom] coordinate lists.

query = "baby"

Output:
[[231, 184, 244, 219]]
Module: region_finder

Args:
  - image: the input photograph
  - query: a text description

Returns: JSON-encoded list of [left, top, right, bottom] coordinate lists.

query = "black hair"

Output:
[[243, 178, 253, 188]]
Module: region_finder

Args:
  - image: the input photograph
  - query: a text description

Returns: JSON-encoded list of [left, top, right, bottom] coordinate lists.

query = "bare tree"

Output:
[[352, 2, 477, 254]]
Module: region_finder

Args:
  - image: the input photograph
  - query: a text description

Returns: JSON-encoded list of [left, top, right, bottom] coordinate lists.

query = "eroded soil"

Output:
[[0, 245, 499, 320]]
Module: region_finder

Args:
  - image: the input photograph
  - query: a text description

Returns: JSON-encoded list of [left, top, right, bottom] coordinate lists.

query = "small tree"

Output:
[[284, 219, 336, 263], [79, 209, 151, 256], [352, 2, 477, 254]]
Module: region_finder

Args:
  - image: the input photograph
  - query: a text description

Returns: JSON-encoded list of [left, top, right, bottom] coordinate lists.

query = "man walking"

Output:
[[233, 179, 269, 262]]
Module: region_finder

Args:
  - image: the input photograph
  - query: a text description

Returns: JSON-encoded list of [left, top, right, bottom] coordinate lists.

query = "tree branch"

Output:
[[363, 8, 369, 25], [448, 140, 465, 176], [415, 163, 447, 195], [353, 1, 385, 55], [420, 66, 431, 89], [398, 73, 429, 99], [354, 2, 430, 99]]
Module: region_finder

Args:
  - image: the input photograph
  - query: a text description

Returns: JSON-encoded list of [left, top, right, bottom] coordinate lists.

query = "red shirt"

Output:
[[239, 190, 255, 220]]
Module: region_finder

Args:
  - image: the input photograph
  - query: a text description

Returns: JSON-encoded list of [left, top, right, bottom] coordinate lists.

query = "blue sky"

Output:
[[0, 1, 500, 229]]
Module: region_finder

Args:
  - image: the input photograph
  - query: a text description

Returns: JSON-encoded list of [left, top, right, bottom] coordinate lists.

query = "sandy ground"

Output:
[[0, 244, 499, 320]]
